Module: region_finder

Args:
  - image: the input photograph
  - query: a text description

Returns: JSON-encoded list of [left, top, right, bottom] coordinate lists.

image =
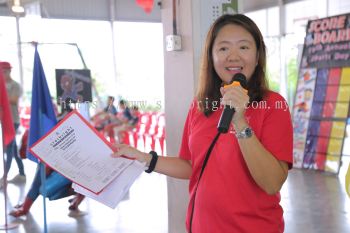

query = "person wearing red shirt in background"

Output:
[[112, 14, 293, 233]]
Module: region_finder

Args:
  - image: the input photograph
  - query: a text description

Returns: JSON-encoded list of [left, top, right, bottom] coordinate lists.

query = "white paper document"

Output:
[[30, 111, 139, 194], [73, 160, 145, 208]]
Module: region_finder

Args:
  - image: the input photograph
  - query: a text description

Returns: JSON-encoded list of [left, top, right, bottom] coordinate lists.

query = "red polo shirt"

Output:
[[179, 91, 293, 233]]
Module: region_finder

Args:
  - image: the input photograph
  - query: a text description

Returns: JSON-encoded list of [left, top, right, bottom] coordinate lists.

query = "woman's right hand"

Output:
[[111, 144, 150, 164]]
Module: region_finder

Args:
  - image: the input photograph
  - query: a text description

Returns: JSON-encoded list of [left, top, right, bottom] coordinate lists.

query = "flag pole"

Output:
[[40, 163, 48, 233], [0, 122, 19, 230]]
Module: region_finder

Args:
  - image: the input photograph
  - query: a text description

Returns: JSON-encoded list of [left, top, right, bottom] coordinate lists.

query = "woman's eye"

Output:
[[240, 46, 249, 50], [219, 47, 228, 51]]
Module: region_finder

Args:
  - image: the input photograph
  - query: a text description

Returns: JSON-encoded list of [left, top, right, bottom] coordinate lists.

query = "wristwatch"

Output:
[[236, 126, 254, 139]]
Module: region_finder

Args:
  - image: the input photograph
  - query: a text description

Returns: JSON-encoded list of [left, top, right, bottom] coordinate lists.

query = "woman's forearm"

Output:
[[237, 136, 288, 194], [142, 152, 192, 179], [234, 118, 288, 195], [112, 144, 192, 179]]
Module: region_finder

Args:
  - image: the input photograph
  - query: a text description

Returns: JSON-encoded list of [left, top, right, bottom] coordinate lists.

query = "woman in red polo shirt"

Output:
[[113, 14, 293, 233]]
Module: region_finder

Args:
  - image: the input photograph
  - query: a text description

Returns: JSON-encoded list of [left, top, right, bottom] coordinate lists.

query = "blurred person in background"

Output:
[[91, 96, 118, 131], [0, 61, 26, 188]]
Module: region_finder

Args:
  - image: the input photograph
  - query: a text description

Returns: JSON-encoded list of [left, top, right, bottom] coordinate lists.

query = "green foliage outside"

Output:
[[266, 63, 280, 93], [287, 57, 298, 105], [266, 56, 298, 106]]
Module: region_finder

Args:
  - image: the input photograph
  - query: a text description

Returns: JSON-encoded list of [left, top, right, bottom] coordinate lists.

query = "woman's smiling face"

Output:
[[212, 24, 258, 84]]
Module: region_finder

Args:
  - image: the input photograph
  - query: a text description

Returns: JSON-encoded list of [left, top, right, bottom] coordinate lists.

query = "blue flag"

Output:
[[27, 45, 57, 162]]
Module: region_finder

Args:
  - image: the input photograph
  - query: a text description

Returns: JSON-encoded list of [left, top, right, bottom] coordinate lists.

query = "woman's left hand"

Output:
[[220, 84, 249, 123]]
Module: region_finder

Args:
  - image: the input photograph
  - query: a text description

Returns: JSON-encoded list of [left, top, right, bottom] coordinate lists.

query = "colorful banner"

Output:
[[301, 14, 350, 68], [293, 14, 350, 173]]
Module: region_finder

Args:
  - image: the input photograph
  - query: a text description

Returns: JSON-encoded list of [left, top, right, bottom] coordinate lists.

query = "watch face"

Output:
[[244, 127, 253, 137]]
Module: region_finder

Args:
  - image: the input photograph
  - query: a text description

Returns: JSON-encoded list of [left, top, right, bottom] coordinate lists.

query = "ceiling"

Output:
[[0, 0, 305, 21]]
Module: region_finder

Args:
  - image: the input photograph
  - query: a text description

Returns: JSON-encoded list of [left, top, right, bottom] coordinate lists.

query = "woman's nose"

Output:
[[227, 51, 240, 62]]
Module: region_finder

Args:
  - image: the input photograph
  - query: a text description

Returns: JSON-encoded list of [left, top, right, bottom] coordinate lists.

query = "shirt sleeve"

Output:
[[260, 93, 293, 168], [179, 101, 196, 160]]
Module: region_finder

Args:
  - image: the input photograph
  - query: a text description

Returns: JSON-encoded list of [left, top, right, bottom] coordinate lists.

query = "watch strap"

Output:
[[145, 150, 158, 173]]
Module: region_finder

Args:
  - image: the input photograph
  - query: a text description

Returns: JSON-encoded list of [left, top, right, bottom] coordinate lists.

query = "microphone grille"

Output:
[[231, 73, 247, 89]]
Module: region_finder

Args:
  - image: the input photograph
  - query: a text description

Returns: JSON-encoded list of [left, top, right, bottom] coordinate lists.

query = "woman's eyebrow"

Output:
[[216, 39, 254, 44]]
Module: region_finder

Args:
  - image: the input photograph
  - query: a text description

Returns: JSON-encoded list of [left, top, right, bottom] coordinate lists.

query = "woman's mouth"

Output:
[[225, 66, 242, 74]]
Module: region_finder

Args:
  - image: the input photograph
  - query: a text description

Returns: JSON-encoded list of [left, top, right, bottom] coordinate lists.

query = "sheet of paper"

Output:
[[30, 111, 133, 194], [72, 160, 145, 209]]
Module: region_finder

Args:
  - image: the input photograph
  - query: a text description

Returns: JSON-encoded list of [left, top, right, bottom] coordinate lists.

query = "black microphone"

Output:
[[217, 73, 247, 133]]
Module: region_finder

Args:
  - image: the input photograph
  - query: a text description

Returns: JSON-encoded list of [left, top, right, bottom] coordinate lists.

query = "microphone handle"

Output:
[[217, 106, 235, 133]]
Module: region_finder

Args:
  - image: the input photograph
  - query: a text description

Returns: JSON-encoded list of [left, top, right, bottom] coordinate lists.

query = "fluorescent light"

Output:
[[12, 5, 24, 13], [11, 0, 25, 13]]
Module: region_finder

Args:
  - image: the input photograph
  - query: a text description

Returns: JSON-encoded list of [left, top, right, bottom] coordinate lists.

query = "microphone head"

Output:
[[231, 73, 247, 89]]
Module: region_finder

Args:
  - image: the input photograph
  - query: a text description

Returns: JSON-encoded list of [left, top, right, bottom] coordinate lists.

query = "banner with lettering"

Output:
[[293, 14, 350, 174]]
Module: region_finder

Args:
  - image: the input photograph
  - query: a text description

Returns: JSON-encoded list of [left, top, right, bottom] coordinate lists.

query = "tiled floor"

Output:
[[282, 166, 350, 233], [1, 155, 350, 233], [0, 160, 168, 233]]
